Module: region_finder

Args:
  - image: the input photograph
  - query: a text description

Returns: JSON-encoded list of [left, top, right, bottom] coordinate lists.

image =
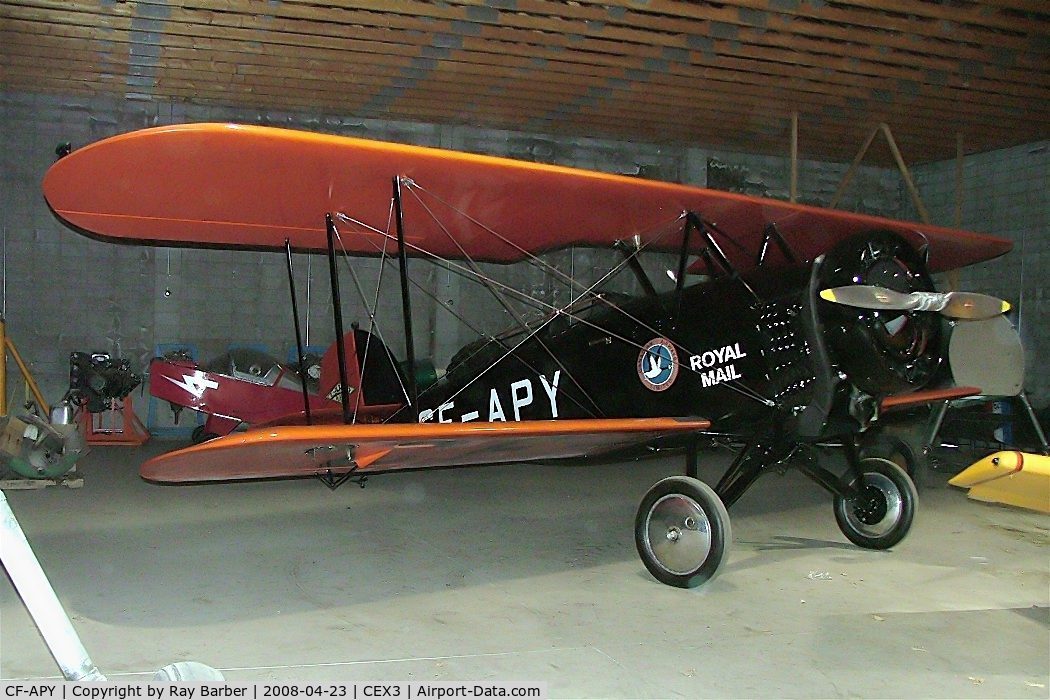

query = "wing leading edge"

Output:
[[139, 417, 712, 483]]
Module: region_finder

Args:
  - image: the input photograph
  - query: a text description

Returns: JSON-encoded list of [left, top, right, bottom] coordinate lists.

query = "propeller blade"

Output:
[[820, 286, 1010, 320], [820, 285, 912, 310], [938, 292, 1012, 320]]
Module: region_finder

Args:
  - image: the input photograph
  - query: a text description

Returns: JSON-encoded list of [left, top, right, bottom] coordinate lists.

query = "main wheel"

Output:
[[834, 457, 917, 549], [635, 476, 732, 588]]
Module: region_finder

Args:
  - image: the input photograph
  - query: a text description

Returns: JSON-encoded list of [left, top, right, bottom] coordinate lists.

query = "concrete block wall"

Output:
[[1, 93, 160, 407], [4, 88, 1041, 421], [1, 90, 451, 410], [906, 142, 1049, 406], [704, 149, 905, 217]]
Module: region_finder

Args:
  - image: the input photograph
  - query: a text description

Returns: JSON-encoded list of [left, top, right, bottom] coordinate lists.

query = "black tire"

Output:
[[834, 457, 917, 549], [191, 425, 220, 444], [635, 476, 732, 588], [860, 431, 919, 477]]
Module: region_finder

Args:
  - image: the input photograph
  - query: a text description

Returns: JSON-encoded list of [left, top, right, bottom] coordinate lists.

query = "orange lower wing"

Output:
[[140, 417, 711, 483]]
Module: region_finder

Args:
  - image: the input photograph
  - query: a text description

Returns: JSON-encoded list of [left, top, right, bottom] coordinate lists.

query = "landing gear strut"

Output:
[[191, 425, 220, 444], [633, 436, 919, 588]]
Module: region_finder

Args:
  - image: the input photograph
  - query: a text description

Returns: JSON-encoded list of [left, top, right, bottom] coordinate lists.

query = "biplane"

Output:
[[149, 325, 402, 442], [42, 123, 1012, 588]]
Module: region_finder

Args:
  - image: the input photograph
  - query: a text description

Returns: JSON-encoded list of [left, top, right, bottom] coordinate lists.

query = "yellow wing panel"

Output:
[[949, 451, 1050, 513]]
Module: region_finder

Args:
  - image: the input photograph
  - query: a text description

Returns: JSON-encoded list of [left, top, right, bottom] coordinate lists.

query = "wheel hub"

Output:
[[841, 469, 903, 538], [853, 484, 889, 524], [645, 494, 712, 576]]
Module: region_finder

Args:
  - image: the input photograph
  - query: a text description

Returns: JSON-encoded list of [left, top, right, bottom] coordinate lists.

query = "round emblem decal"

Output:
[[637, 338, 679, 392]]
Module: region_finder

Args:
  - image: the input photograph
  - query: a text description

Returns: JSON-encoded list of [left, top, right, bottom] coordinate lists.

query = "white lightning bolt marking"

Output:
[[163, 371, 220, 399]]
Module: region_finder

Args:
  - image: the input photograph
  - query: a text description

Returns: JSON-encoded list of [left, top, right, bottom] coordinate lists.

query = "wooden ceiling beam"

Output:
[[2, 0, 1045, 164], [168, 2, 1050, 88], [8, 0, 1045, 95], [4, 67, 1015, 165], [240, 0, 1047, 59], [4, 3, 1045, 115], [7, 45, 1032, 160], [603, 0, 1048, 35], [7, 28, 1041, 137]]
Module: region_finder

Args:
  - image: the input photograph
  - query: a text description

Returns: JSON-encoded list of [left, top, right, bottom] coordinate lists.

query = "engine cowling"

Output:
[[817, 231, 946, 397]]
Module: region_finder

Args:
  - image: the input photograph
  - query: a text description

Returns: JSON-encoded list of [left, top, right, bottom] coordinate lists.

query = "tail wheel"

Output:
[[635, 476, 732, 588], [834, 457, 917, 549], [191, 425, 220, 444]]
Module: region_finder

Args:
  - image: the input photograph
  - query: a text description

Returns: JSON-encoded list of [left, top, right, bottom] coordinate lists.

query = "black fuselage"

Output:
[[417, 270, 812, 433], [411, 231, 944, 445]]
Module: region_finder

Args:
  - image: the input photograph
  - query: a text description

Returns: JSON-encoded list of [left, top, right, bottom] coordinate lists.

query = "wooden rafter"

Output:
[[1, 0, 1047, 164]]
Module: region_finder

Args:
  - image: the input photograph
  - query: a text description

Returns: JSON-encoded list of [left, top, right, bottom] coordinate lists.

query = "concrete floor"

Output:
[[1, 442, 1047, 697]]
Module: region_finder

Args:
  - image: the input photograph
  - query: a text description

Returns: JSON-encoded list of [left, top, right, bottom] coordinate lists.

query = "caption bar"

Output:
[[0, 684, 546, 700]]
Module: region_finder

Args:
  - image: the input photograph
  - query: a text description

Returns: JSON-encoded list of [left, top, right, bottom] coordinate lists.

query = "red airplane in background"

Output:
[[150, 326, 402, 442]]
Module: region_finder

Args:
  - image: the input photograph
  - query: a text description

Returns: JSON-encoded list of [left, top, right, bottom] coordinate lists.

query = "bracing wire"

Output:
[[332, 177, 775, 413]]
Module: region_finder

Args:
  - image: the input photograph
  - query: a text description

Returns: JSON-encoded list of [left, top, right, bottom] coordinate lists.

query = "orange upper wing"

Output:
[[44, 123, 1010, 273], [139, 417, 711, 483]]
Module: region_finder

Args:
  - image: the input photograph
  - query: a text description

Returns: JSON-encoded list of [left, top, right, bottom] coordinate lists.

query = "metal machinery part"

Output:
[[0, 401, 86, 479]]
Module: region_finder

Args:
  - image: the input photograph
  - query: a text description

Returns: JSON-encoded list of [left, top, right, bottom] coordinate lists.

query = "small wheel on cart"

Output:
[[635, 476, 732, 588], [191, 425, 220, 444], [834, 457, 917, 549]]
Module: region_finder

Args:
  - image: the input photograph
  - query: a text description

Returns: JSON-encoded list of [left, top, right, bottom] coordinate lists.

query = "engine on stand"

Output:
[[67, 351, 149, 446], [68, 351, 142, 413]]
